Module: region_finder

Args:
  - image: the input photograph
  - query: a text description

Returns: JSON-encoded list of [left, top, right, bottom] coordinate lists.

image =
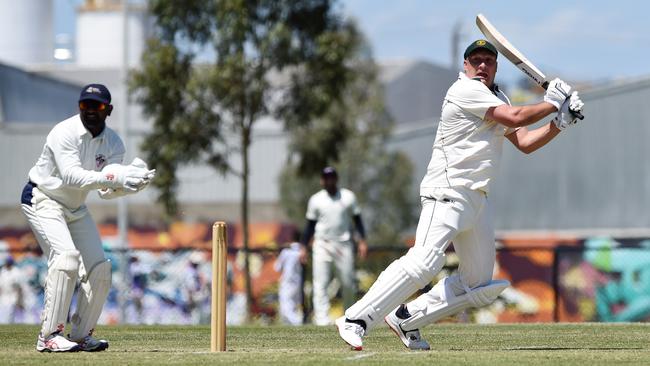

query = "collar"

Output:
[[459, 72, 500, 94]]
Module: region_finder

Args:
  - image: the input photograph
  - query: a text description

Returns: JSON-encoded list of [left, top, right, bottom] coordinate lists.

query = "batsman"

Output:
[[20, 83, 155, 352], [336, 40, 584, 350]]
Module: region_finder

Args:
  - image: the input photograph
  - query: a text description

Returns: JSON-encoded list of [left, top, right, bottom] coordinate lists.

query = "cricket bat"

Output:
[[476, 13, 584, 119]]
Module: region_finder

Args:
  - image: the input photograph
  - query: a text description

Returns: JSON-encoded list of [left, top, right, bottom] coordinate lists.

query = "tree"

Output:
[[279, 52, 417, 248], [129, 0, 362, 319]]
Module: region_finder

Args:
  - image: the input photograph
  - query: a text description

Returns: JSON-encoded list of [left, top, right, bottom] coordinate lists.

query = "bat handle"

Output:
[[541, 81, 584, 120], [572, 111, 585, 120]]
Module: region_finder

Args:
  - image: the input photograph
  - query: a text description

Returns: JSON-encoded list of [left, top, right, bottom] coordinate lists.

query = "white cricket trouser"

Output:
[[312, 238, 355, 325], [21, 186, 106, 335], [22, 187, 106, 271], [406, 186, 495, 314], [343, 186, 495, 331], [278, 281, 303, 325]]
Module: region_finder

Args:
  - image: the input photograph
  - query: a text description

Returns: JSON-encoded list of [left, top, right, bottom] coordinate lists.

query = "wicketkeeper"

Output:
[[336, 40, 585, 350], [21, 83, 155, 352]]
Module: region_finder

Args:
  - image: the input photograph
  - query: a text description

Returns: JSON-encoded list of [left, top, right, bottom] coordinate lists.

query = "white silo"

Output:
[[76, 0, 149, 68], [0, 0, 53, 65]]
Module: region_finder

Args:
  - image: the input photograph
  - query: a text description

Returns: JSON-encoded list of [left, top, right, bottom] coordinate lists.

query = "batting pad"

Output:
[[400, 279, 509, 331], [70, 260, 111, 341], [345, 246, 446, 332], [41, 250, 80, 337]]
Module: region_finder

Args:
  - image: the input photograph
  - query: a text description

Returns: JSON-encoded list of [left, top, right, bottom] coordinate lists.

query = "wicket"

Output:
[[211, 221, 227, 352]]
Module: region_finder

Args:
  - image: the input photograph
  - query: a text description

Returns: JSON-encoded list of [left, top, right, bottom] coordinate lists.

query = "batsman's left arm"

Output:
[[505, 123, 561, 154]]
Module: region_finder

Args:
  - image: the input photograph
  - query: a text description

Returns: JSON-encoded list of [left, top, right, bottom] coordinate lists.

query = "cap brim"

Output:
[[79, 94, 110, 104]]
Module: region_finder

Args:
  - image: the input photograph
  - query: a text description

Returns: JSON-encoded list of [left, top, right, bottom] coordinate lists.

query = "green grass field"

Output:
[[2, 323, 650, 365]]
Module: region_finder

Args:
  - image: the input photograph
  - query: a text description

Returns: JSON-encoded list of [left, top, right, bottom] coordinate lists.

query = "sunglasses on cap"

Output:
[[79, 100, 108, 111]]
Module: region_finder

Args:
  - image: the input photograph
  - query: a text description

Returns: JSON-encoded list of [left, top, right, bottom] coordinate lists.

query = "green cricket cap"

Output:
[[464, 39, 498, 59]]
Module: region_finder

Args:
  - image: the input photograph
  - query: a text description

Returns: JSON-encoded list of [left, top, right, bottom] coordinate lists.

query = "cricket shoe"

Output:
[[335, 316, 364, 351], [36, 332, 80, 352], [385, 304, 430, 350], [73, 335, 109, 352]]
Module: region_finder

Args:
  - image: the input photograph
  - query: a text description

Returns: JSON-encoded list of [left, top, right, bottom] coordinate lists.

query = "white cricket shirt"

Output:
[[28, 114, 125, 210], [306, 188, 361, 242], [420, 72, 513, 195], [274, 242, 303, 286]]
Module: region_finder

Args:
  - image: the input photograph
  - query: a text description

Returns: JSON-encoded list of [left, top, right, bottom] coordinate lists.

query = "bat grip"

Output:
[[541, 81, 584, 120], [572, 111, 585, 120]]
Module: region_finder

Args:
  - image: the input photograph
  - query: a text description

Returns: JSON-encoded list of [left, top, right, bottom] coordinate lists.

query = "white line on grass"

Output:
[[345, 352, 376, 361]]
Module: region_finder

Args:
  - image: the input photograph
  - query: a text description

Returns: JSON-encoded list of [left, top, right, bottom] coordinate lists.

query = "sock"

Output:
[[395, 304, 412, 320]]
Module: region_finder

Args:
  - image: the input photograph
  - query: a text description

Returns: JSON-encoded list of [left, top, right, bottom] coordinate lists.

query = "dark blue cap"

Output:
[[321, 166, 337, 178], [79, 83, 111, 104]]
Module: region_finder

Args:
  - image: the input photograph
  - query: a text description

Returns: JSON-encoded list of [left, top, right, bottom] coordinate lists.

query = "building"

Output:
[[1, 1, 648, 236]]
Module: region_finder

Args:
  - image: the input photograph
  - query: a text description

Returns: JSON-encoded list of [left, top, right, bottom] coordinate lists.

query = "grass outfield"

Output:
[[2, 323, 650, 365]]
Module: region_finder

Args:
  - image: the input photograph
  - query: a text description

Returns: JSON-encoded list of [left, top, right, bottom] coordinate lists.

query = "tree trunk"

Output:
[[241, 124, 253, 321]]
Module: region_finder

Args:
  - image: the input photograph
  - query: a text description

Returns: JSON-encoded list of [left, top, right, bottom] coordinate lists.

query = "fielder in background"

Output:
[[274, 231, 304, 325], [301, 167, 368, 326], [337, 40, 584, 350], [20, 83, 155, 352]]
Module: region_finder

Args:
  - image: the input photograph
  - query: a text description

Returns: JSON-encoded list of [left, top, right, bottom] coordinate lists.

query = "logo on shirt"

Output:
[[96, 154, 107, 169]]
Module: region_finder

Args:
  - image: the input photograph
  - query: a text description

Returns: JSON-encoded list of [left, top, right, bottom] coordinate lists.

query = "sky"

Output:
[[54, 0, 649, 87]]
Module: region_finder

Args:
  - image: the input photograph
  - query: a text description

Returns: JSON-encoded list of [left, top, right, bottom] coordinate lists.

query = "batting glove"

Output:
[[544, 78, 572, 110], [552, 91, 584, 130], [568, 91, 584, 115]]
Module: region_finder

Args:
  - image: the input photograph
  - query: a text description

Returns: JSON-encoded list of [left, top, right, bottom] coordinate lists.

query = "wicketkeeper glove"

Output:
[[101, 161, 155, 193], [129, 157, 156, 192]]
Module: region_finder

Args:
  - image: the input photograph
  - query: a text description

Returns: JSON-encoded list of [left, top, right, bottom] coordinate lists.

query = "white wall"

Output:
[[76, 8, 148, 68], [0, 0, 53, 65]]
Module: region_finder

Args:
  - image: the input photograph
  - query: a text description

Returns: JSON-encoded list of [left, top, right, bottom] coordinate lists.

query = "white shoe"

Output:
[[74, 335, 109, 352], [36, 332, 80, 352], [335, 316, 364, 351], [385, 305, 430, 350]]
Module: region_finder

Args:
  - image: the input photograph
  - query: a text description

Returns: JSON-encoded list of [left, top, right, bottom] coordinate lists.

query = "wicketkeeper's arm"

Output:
[[50, 131, 124, 190]]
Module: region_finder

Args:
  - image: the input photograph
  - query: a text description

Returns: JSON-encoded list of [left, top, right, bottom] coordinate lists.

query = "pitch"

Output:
[[2, 323, 649, 365]]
